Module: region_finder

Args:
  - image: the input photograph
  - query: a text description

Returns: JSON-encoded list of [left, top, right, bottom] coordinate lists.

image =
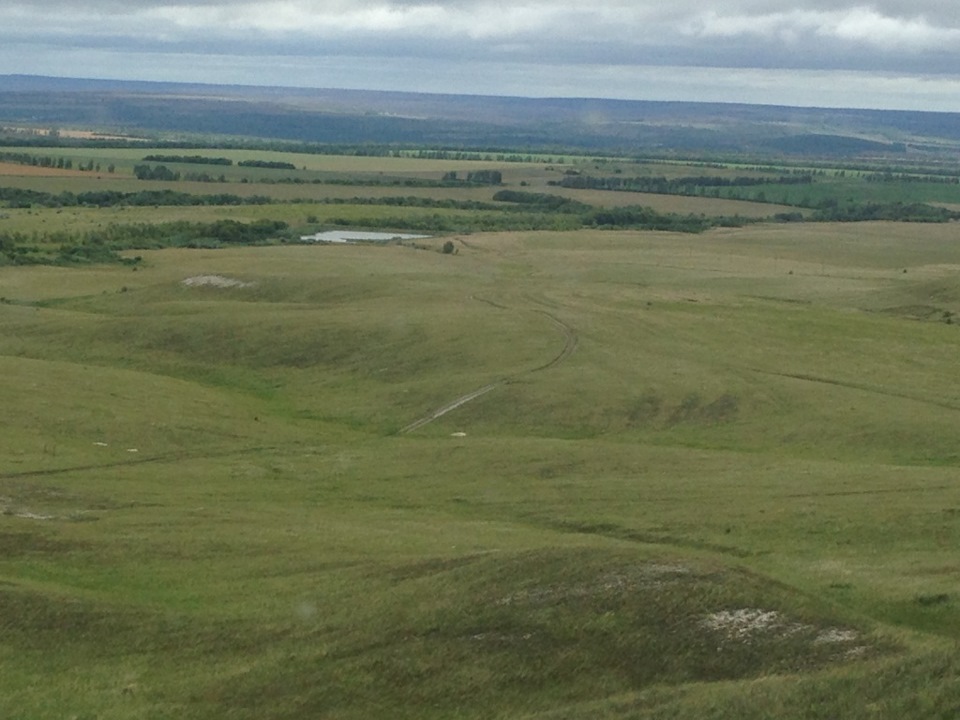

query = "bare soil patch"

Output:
[[181, 275, 255, 289], [702, 607, 863, 651], [2, 125, 145, 141], [0, 162, 90, 178]]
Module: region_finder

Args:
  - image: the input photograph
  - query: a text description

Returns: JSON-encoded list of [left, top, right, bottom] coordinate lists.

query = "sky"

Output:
[[2, 1, 960, 111]]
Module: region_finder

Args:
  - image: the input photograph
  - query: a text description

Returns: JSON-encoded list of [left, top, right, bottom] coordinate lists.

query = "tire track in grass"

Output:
[[753, 368, 960, 412], [398, 296, 577, 434], [528, 308, 578, 372], [398, 383, 501, 434]]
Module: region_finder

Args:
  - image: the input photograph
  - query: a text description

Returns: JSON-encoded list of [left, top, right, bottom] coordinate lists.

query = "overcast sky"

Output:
[[3, 1, 960, 111]]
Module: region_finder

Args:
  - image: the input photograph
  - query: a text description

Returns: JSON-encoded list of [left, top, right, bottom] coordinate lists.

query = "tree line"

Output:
[[0, 186, 270, 209], [237, 160, 297, 170], [143, 154, 233, 165], [553, 173, 813, 193], [134, 164, 180, 181], [862, 172, 960, 184], [441, 170, 503, 185], [810, 201, 958, 222], [0, 151, 115, 173]]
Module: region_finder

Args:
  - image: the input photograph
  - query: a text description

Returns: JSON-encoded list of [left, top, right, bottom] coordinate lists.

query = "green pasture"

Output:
[[2, 217, 960, 718]]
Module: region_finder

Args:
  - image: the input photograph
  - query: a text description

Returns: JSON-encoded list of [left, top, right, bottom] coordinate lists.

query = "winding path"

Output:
[[398, 383, 501, 434], [398, 297, 577, 434]]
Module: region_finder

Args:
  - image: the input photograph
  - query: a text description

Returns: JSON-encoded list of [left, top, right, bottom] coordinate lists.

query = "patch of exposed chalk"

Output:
[[14, 511, 55, 520], [703, 608, 784, 638], [703, 609, 862, 650], [181, 275, 255, 289], [471, 632, 534, 642], [814, 628, 859, 644]]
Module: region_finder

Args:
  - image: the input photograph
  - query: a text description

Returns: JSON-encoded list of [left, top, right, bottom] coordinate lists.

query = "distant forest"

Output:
[[2, 75, 960, 159]]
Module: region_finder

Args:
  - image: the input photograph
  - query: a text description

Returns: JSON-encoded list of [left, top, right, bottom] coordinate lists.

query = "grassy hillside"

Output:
[[2, 219, 960, 718]]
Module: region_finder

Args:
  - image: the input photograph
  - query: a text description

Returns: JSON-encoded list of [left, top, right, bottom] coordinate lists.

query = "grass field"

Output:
[[3, 205, 960, 718]]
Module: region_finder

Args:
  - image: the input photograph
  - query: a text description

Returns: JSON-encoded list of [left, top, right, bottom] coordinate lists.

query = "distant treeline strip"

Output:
[[237, 160, 297, 170], [809, 201, 959, 223], [0, 135, 586, 162], [553, 173, 814, 193], [0, 151, 112, 172], [0, 187, 270, 208], [143, 154, 233, 165], [863, 172, 960, 184], [256, 172, 502, 187]]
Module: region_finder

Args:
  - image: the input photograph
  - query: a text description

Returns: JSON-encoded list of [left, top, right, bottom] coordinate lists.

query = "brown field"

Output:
[[58, 129, 148, 141], [0, 125, 146, 141], [0, 162, 92, 178]]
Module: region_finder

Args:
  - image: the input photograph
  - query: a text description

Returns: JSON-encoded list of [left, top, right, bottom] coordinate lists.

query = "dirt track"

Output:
[[398, 296, 577, 434]]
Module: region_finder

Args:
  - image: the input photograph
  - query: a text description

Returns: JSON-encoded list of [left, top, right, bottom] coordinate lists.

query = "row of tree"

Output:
[[0, 186, 270, 209], [0, 151, 114, 173], [414, 150, 564, 164], [237, 160, 297, 170], [440, 170, 503, 185], [862, 172, 960, 184], [553, 173, 813, 193], [133, 164, 180, 181], [811, 201, 958, 222], [143, 154, 233, 165]]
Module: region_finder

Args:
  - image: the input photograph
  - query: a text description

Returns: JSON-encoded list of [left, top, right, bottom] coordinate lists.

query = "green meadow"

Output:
[[3, 222, 960, 718], [2, 146, 960, 718]]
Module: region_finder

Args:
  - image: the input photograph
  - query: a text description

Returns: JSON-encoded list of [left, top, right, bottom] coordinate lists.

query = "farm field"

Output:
[[6, 144, 960, 213], [3, 167, 960, 720], [0, 173, 796, 220]]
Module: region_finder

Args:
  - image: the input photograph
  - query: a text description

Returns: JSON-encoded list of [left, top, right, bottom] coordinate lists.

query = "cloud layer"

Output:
[[3, 1, 960, 109]]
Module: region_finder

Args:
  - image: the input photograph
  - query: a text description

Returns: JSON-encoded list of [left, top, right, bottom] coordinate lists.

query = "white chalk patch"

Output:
[[814, 628, 859, 644], [702, 608, 783, 637], [15, 511, 55, 520], [181, 275, 255, 289]]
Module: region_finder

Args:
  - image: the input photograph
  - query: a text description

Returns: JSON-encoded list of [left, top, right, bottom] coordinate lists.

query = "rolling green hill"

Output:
[[2, 221, 960, 718]]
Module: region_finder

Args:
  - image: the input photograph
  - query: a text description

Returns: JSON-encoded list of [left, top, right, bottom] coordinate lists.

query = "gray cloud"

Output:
[[3, 1, 960, 109]]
